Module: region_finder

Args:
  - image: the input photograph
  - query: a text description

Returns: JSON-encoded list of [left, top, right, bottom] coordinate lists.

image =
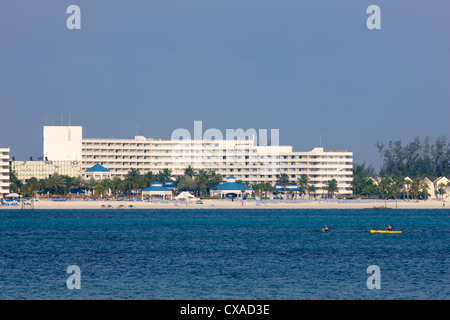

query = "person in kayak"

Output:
[[321, 225, 329, 232], [386, 224, 393, 231]]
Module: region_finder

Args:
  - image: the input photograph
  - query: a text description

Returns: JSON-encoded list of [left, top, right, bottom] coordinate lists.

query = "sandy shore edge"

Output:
[[1, 198, 448, 210]]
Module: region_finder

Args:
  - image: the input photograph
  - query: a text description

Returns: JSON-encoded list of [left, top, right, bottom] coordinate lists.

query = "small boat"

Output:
[[370, 230, 402, 233]]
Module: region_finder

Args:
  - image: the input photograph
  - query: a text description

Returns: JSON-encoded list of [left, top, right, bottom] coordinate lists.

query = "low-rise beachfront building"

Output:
[[421, 177, 434, 198], [141, 182, 172, 199], [418, 176, 449, 200], [39, 125, 354, 197], [84, 164, 111, 181], [434, 176, 450, 199], [0, 148, 10, 198], [275, 182, 299, 199], [10, 159, 82, 182], [210, 176, 253, 199]]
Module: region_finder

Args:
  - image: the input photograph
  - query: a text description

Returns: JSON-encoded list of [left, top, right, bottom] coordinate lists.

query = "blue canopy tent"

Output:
[[69, 188, 85, 194]]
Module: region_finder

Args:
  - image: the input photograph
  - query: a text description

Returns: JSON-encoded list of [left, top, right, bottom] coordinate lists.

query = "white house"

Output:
[[434, 176, 450, 199]]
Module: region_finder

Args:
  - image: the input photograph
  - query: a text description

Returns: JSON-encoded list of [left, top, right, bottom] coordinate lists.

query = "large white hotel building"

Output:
[[0, 148, 10, 198], [36, 125, 354, 196]]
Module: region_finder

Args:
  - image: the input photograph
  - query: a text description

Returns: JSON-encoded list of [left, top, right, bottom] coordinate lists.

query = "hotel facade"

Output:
[[0, 148, 10, 198], [11, 160, 82, 182], [38, 126, 354, 196]]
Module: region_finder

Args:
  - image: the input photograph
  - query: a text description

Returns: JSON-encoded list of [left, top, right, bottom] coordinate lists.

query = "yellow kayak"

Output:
[[370, 230, 402, 233]]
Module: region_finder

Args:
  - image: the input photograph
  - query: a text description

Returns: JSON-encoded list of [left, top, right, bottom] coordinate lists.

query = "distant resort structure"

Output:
[[2, 126, 449, 201], [7, 125, 354, 198], [210, 176, 253, 199], [0, 148, 9, 199]]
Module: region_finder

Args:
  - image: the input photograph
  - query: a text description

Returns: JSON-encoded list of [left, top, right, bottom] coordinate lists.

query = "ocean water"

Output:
[[0, 209, 448, 300]]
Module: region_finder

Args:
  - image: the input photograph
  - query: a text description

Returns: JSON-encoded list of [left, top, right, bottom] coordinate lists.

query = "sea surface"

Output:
[[0, 209, 448, 300]]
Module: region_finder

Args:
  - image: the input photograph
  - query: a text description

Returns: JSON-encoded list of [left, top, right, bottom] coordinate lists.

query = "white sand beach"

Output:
[[1, 198, 448, 210]]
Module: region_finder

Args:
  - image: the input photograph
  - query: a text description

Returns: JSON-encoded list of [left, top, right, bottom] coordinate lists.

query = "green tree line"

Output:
[[9, 166, 226, 198], [10, 167, 341, 200], [352, 136, 450, 199], [376, 136, 449, 178]]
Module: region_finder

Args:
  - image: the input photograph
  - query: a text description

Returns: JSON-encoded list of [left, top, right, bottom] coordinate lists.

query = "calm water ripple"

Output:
[[0, 209, 449, 300]]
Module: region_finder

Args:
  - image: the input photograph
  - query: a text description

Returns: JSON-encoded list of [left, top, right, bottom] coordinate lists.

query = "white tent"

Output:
[[175, 192, 197, 201], [5, 193, 21, 198]]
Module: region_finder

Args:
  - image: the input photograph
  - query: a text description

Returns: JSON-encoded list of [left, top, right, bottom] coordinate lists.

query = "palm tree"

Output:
[[44, 173, 66, 194], [143, 171, 156, 188], [326, 179, 339, 198], [307, 185, 317, 199], [111, 176, 123, 198], [9, 169, 23, 194], [184, 165, 196, 178], [96, 184, 107, 198], [404, 178, 412, 199], [437, 183, 448, 200], [69, 176, 85, 190], [378, 176, 391, 200], [177, 175, 196, 192], [361, 182, 377, 199], [206, 170, 223, 193], [276, 173, 290, 199], [99, 178, 113, 197], [264, 182, 275, 199], [410, 177, 421, 200], [252, 182, 274, 199], [296, 174, 309, 199], [124, 169, 142, 195], [156, 168, 172, 183], [351, 162, 376, 195], [195, 172, 208, 197], [419, 180, 430, 200], [22, 177, 40, 197], [251, 182, 264, 199], [85, 177, 98, 196]]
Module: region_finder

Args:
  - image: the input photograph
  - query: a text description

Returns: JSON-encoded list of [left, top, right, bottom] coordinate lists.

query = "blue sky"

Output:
[[1, 1, 449, 169]]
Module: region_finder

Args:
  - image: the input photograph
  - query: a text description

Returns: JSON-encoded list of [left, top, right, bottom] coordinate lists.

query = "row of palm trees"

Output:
[[10, 166, 226, 198], [352, 174, 436, 200], [275, 173, 339, 199], [12, 167, 341, 199], [352, 162, 450, 200]]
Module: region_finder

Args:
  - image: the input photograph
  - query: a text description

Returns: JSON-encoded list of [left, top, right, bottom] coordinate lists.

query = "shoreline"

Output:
[[1, 198, 448, 210]]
